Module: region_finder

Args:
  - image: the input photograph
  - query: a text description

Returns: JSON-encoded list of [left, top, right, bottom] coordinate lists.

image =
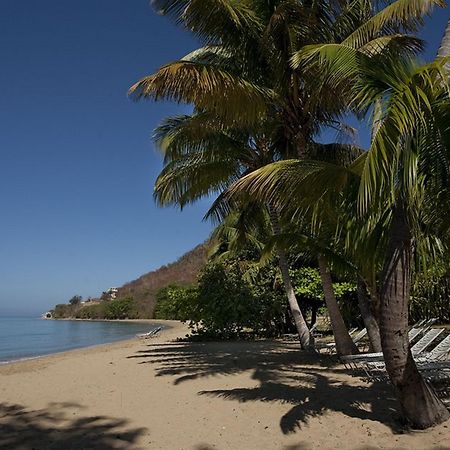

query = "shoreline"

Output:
[[1, 321, 448, 449], [44, 317, 168, 324], [0, 319, 177, 367], [0, 337, 139, 367]]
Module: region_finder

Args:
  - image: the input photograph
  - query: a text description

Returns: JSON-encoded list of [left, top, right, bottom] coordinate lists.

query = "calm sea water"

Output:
[[0, 317, 161, 363]]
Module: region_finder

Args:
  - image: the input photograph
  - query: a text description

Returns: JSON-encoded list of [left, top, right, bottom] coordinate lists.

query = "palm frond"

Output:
[[129, 61, 272, 125], [342, 0, 444, 49], [152, 0, 263, 45]]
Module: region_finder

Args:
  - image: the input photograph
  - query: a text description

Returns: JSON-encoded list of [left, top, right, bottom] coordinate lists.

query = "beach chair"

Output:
[[416, 334, 450, 363], [413, 319, 427, 327], [358, 329, 446, 376], [320, 328, 367, 353], [408, 326, 427, 344], [137, 326, 162, 339], [346, 331, 450, 390], [341, 328, 445, 369], [359, 361, 450, 393], [410, 327, 445, 355], [425, 318, 439, 326], [417, 359, 450, 398]]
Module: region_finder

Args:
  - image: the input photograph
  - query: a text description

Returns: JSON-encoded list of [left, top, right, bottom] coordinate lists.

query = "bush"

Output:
[[191, 262, 261, 338], [154, 285, 197, 321], [154, 260, 288, 339], [76, 303, 106, 320], [52, 303, 76, 318], [104, 297, 137, 320]]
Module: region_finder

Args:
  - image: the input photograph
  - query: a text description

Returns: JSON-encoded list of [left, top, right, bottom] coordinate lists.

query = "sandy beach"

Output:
[[0, 321, 449, 450]]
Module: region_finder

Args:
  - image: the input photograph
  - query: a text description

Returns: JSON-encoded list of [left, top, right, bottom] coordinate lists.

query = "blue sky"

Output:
[[0, 1, 449, 316]]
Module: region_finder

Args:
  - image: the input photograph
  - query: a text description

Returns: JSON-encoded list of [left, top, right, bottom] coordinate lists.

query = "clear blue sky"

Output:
[[0, 1, 449, 316]]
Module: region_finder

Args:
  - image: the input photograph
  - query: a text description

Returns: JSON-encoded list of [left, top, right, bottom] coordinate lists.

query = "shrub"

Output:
[[76, 303, 106, 319], [104, 297, 137, 320], [191, 262, 260, 338], [154, 285, 197, 321]]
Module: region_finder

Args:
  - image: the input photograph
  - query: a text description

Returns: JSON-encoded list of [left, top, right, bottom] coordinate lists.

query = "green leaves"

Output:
[[342, 0, 444, 49], [129, 61, 271, 126], [152, 0, 263, 46]]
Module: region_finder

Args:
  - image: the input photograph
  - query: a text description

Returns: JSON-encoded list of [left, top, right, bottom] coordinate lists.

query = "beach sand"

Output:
[[1, 320, 449, 450]]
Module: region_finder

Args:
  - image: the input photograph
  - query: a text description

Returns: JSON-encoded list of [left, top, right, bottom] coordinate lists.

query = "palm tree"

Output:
[[131, 0, 436, 352], [226, 54, 450, 427], [131, 0, 435, 151], [221, 149, 384, 354], [152, 113, 316, 348]]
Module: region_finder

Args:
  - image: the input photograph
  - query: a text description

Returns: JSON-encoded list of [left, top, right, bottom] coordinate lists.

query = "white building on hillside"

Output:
[[102, 287, 119, 300]]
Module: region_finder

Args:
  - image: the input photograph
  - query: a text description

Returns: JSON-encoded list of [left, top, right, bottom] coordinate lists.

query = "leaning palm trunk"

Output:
[[317, 255, 359, 356], [278, 248, 315, 350], [268, 206, 314, 350], [379, 202, 449, 428], [357, 277, 382, 352]]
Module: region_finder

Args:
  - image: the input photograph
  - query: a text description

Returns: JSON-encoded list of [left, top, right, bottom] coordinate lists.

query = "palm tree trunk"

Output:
[[278, 248, 315, 350], [310, 304, 318, 328], [357, 277, 382, 353], [438, 19, 450, 71], [267, 205, 314, 351], [317, 254, 359, 356], [379, 201, 449, 428]]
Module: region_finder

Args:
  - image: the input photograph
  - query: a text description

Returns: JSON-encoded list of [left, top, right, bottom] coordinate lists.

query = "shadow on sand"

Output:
[[0, 402, 148, 450], [127, 340, 406, 435]]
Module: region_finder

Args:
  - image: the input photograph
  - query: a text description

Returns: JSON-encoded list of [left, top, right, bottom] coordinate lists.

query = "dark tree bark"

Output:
[[268, 206, 315, 351], [379, 202, 449, 428], [317, 254, 359, 356], [357, 277, 382, 352], [310, 304, 318, 328]]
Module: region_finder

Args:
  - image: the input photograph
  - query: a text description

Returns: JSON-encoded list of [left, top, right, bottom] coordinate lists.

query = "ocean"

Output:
[[0, 317, 161, 363]]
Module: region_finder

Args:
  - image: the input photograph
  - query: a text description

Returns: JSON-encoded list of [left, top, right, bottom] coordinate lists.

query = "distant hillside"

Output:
[[117, 244, 208, 317], [50, 244, 208, 320]]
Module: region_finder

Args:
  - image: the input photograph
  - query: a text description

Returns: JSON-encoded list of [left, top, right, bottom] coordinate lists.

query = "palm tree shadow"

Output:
[[200, 373, 399, 434], [0, 402, 148, 450], [128, 340, 402, 434]]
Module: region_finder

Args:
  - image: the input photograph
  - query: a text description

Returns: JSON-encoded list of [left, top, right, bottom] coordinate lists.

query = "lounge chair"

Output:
[[341, 328, 445, 369], [416, 334, 450, 363], [410, 327, 445, 355], [137, 326, 162, 339], [408, 326, 428, 344], [362, 331, 448, 370], [318, 328, 367, 353]]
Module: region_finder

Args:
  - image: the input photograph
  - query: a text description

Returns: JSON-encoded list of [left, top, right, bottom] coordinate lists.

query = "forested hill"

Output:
[[117, 244, 207, 317], [50, 244, 208, 319]]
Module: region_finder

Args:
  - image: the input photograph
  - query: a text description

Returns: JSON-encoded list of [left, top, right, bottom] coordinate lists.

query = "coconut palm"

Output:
[[130, 0, 435, 151], [131, 0, 439, 351], [217, 148, 384, 354], [224, 53, 450, 427], [364, 58, 450, 428], [152, 112, 318, 348]]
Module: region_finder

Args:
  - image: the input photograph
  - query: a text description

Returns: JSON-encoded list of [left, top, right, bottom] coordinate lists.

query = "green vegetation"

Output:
[[116, 244, 207, 317], [51, 297, 137, 320], [129, 0, 450, 429], [153, 285, 196, 321], [154, 262, 284, 338], [154, 256, 361, 339], [50, 245, 207, 320]]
